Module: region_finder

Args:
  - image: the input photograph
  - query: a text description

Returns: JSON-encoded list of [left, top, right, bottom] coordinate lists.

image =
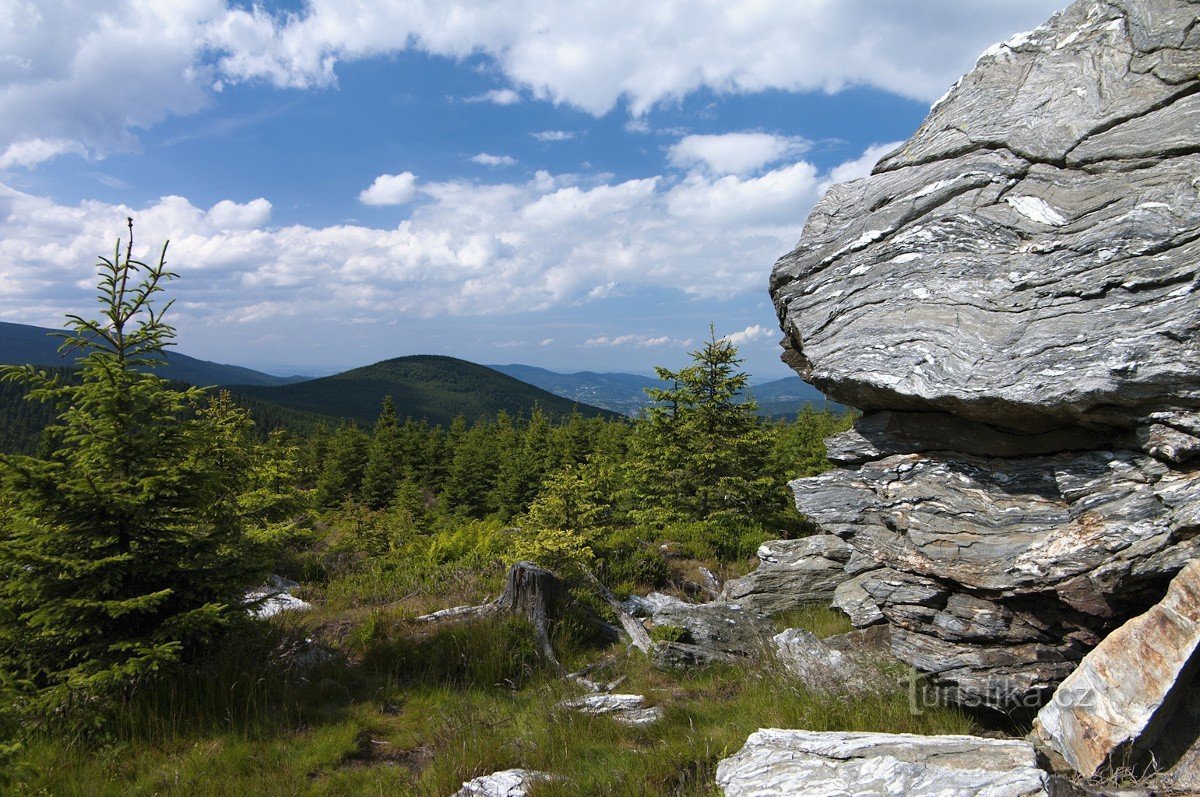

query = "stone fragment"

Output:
[[715, 729, 1050, 796], [1034, 561, 1200, 779]]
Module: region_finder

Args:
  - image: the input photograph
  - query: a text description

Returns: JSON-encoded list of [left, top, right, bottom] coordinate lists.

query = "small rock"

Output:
[[245, 575, 311, 619], [452, 769, 552, 797], [612, 706, 665, 726], [716, 729, 1050, 796]]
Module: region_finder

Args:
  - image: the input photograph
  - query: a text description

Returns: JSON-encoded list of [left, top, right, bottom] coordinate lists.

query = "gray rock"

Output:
[[772, 629, 877, 693], [767, 0, 1200, 712], [452, 769, 552, 797], [1034, 560, 1200, 779], [720, 536, 855, 614], [651, 641, 741, 669], [771, 0, 1200, 431], [715, 729, 1051, 796], [558, 693, 665, 726], [832, 571, 885, 627], [650, 596, 772, 656]]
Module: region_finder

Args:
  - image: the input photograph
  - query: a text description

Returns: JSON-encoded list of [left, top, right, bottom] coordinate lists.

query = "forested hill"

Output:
[[0, 321, 306, 388], [226, 355, 620, 427], [489, 364, 664, 415], [490, 362, 840, 418]]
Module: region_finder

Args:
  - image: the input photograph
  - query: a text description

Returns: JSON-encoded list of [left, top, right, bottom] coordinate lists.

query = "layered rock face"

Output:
[[770, 0, 1200, 711]]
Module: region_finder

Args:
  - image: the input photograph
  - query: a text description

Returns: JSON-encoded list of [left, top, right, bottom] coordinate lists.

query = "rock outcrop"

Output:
[[720, 536, 855, 614], [1034, 560, 1200, 780], [715, 730, 1051, 796], [769, 0, 1200, 711]]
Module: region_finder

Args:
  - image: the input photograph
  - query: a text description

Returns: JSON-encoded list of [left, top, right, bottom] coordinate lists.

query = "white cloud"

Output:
[[0, 142, 925, 328], [465, 88, 521, 105], [0, 1, 1063, 167], [668, 132, 809, 176], [532, 130, 577, 142], [722, 324, 773, 346], [820, 140, 904, 190], [207, 197, 271, 229], [584, 333, 692, 348], [471, 152, 518, 167], [358, 172, 418, 206], [205, 1, 1066, 115]]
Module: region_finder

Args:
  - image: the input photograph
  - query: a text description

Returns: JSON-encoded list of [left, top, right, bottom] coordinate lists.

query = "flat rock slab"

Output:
[[452, 769, 552, 797], [716, 729, 1050, 796], [1034, 560, 1200, 779], [557, 693, 664, 725]]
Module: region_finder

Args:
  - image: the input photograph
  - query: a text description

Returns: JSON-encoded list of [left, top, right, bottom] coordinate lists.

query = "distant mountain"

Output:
[[489, 364, 665, 416], [490, 364, 843, 418], [0, 321, 306, 388], [228, 355, 620, 427], [749, 376, 845, 418]]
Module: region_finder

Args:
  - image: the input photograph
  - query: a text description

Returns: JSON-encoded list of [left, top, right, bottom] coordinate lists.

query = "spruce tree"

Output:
[[0, 221, 267, 709], [629, 326, 772, 524], [360, 396, 404, 509]]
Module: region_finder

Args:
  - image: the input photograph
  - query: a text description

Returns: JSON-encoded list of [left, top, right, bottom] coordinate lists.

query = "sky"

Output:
[[0, 0, 1066, 379]]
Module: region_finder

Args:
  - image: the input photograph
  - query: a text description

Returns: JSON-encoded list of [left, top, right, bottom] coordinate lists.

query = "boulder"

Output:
[[649, 594, 773, 656], [720, 535, 855, 614], [1034, 560, 1200, 779], [452, 769, 552, 797], [715, 729, 1051, 796], [768, 0, 1200, 710], [772, 629, 877, 693]]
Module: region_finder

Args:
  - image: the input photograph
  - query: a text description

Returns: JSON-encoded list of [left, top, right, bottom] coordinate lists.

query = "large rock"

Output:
[[768, 0, 1200, 710], [1034, 560, 1200, 779], [715, 729, 1051, 796], [720, 535, 855, 614]]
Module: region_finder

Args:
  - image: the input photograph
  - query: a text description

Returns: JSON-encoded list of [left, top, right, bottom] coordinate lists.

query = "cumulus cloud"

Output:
[[722, 324, 773, 346], [471, 153, 518, 167], [668, 132, 809, 176], [204, 0, 1065, 114], [0, 1, 1063, 167], [820, 140, 905, 190], [0, 141, 912, 328], [358, 172, 418, 206]]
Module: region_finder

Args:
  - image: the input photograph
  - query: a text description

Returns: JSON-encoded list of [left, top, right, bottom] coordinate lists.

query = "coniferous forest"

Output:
[[0, 233, 973, 795]]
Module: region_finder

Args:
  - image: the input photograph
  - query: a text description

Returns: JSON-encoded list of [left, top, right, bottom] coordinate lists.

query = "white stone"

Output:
[[716, 729, 1050, 797], [452, 769, 552, 797]]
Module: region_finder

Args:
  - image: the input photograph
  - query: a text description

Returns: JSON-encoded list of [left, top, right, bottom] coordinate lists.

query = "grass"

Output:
[[772, 604, 855, 638], [7, 607, 976, 797]]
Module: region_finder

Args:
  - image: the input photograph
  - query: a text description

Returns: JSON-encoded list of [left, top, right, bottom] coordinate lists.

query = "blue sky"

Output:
[[0, 0, 1064, 378]]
